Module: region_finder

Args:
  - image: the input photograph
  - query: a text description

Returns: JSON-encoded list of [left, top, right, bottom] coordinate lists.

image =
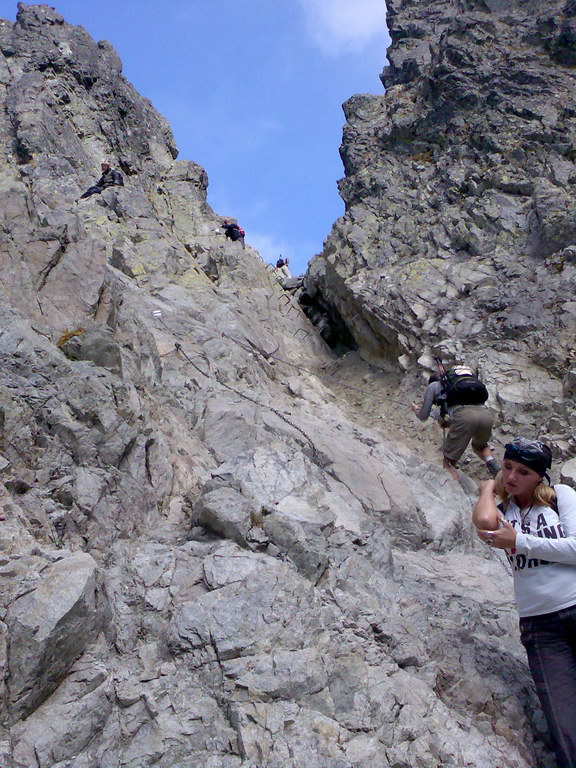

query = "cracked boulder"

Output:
[[6, 552, 102, 718]]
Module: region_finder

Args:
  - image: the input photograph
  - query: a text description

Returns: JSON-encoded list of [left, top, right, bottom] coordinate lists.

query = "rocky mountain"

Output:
[[306, 0, 576, 458], [0, 3, 572, 767]]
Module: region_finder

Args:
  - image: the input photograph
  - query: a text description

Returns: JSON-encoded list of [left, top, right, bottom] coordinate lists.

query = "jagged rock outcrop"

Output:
[[6, 552, 101, 719], [306, 0, 576, 463], [0, 4, 562, 767]]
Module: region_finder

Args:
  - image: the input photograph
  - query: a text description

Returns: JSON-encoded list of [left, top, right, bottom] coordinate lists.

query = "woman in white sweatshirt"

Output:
[[473, 437, 576, 768]]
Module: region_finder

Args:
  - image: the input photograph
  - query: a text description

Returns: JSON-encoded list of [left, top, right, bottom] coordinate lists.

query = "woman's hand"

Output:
[[477, 479, 496, 496], [477, 519, 517, 550]]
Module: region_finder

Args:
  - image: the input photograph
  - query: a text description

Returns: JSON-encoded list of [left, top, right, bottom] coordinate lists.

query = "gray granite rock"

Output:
[[59, 322, 123, 374], [11, 654, 112, 768], [6, 552, 101, 718], [194, 486, 258, 545], [561, 460, 576, 489]]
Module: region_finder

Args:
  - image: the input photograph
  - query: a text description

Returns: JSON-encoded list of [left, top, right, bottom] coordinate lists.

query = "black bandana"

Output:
[[504, 437, 552, 477]]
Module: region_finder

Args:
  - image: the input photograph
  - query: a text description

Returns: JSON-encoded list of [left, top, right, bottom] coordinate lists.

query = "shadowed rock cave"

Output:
[[299, 289, 358, 356]]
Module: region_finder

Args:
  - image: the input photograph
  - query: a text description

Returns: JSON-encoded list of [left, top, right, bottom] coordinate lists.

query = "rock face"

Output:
[[6, 552, 101, 719], [0, 4, 566, 767], [306, 0, 576, 460]]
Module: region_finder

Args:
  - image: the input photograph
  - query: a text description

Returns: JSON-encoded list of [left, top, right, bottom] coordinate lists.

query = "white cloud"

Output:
[[298, 0, 388, 56], [248, 231, 295, 266], [248, 232, 319, 276]]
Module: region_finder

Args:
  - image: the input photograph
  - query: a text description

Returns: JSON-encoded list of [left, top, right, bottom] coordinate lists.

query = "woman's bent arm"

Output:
[[472, 479, 500, 531]]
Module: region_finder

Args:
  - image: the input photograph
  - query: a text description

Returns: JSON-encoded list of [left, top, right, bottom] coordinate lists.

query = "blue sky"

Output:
[[0, 1, 390, 274]]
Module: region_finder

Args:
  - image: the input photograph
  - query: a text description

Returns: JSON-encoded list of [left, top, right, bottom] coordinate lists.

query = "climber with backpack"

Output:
[[275, 256, 291, 281], [411, 359, 499, 478], [221, 219, 245, 248]]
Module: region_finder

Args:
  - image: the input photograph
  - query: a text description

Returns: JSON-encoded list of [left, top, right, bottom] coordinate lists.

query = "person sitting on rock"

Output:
[[411, 368, 499, 478], [221, 219, 245, 248], [275, 257, 292, 281], [80, 161, 124, 199]]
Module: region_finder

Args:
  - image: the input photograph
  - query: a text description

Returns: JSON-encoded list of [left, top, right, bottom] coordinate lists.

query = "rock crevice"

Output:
[[306, 0, 575, 460]]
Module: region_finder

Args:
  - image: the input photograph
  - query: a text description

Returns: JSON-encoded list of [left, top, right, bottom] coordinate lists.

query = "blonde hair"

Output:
[[494, 471, 556, 509]]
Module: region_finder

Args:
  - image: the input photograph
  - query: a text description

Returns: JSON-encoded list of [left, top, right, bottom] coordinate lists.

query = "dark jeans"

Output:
[[226, 234, 245, 248], [80, 184, 103, 199], [520, 605, 576, 767]]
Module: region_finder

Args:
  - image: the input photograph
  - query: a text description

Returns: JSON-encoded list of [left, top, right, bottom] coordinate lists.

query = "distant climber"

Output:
[[275, 257, 292, 281], [221, 219, 245, 248], [80, 161, 124, 199], [411, 363, 499, 478]]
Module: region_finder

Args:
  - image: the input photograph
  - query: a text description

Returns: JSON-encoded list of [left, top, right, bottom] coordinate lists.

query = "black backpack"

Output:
[[440, 366, 489, 408]]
